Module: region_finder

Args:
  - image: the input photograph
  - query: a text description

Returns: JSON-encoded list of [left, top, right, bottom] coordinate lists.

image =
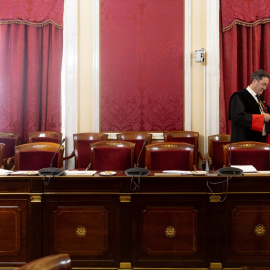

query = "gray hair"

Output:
[[250, 69, 270, 84]]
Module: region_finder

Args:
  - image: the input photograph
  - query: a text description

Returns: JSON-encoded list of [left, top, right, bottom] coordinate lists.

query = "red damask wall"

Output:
[[100, 0, 184, 131]]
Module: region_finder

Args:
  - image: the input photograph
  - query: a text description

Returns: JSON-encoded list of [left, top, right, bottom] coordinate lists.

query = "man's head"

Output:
[[250, 69, 270, 95]]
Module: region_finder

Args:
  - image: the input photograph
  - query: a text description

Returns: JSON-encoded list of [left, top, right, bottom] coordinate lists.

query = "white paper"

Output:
[[0, 168, 14, 175], [231, 165, 257, 173], [162, 170, 193, 175], [65, 170, 97, 176]]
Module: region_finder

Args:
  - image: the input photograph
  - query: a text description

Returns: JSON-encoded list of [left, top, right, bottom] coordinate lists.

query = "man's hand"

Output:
[[264, 113, 270, 122]]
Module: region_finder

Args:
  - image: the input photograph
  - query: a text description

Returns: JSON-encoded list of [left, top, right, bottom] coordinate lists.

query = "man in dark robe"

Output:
[[229, 69, 270, 143]]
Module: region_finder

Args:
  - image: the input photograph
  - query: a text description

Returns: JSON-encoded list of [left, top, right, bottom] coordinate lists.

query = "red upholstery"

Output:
[[207, 134, 231, 171], [228, 149, 270, 171], [0, 133, 20, 159], [18, 151, 60, 170], [145, 142, 195, 171], [116, 132, 152, 167], [223, 141, 270, 171], [14, 142, 64, 170], [90, 141, 135, 171], [164, 131, 205, 169], [211, 140, 230, 170], [0, 137, 17, 158], [31, 137, 59, 143], [73, 133, 109, 169]]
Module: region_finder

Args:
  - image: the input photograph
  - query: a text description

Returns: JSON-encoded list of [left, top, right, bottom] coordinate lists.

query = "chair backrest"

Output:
[[163, 131, 199, 168], [0, 132, 20, 159], [17, 253, 71, 270], [0, 143, 5, 168], [207, 134, 231, 170], [222, 141, 270, 170], [73, 132, 109, 169], [90, 141, 135, 171], [116, 132, 152, 167], [14, 142, 64, 170], [28, 131, 62, 144], [145, 142, 195, 171]]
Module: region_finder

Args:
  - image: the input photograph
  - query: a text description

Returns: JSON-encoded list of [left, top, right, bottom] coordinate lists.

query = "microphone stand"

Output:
[[217, 143, 243, 175], [38, 139, 65, 176]]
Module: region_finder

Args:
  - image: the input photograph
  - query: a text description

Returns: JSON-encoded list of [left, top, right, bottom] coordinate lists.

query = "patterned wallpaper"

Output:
[[100, 0, 184, 131]]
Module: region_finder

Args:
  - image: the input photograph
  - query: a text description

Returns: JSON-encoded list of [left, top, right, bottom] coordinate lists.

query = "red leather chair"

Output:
[[11, 142, 64, 170], [28, 131, 62, 144], [207, 134, 231, 171], [90, 141, 135, 171], [164, 131, 206, 170], [64, 132, 109, 169], [17, 253, 71, 270], [145, 142, 195, 171], [222, 141, 270, 170], [116, 131, 152, 167], [0, 132, 20, 168]]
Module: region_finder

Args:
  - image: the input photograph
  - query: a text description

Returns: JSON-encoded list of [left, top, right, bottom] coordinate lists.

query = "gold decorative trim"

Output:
[[120, 262, 132, 269], [75, 226, 87, 238], [254, 224, 266, 237], [120, 195, 131, 203], [223, 18, 270, 32], [30, 195, 42, 202], [161, 144, 178, 148], [237, 143, 255, 148], [0, 19, 63, 29], [210, 262, 222, 269], [209, 195, 221, 202], [165, 226, 176, 238]]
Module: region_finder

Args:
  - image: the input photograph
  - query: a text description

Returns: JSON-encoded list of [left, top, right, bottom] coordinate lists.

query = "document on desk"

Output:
[[65, 170, 97, 176], [162, 170, 193, 175], [0, 169, 14, 175], [231, 165, 257, 173]]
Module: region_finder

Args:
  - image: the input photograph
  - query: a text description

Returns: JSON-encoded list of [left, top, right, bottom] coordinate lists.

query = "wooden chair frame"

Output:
[[64, 132, 109, 169], [12, 142, 64, 170], [90, 140, 136, 170], [145, 142, 195, 171], [222, 141, 270, 169], [207, 134, 231, 171], [28, 131, 62, 144], [163, 131, 206, 170]]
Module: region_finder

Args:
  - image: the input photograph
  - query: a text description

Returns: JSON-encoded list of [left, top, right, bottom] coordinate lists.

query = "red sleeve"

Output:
[[251, 114, 264, 132]]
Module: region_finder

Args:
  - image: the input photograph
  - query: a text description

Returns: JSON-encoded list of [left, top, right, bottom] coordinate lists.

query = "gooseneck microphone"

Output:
[[125, 139, 151, 176], [38, 139, 65, 176], [217, 143, 243, 175]]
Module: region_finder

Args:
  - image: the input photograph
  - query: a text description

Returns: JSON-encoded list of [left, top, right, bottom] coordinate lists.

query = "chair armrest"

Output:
[[6, 156, 15, 170], [63, 150, 75, 161], [198, 149, 206, 170], [206, 153, 213, 171]]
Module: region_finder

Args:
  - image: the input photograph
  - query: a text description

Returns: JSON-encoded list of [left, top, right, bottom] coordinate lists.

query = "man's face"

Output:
[[252, 77, 269, 95]]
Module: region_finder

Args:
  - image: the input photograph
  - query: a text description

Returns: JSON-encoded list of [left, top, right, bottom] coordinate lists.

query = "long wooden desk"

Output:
[[1, 172, 270, 269]]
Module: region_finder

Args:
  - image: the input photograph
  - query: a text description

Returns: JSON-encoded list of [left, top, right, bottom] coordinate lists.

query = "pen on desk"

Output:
[[85, 163, 91, 171]]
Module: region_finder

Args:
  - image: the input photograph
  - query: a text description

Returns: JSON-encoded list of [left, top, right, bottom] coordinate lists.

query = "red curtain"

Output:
[[0, 0, 64, 143], [220, 0, 270, 133], [100, 0, 184, 131]]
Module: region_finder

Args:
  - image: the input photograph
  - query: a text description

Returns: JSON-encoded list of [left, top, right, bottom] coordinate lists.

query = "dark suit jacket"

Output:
[[229, 88, 269, 142]]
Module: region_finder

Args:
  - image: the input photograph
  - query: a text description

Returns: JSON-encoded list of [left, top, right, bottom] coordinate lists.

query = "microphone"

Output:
[[38, 139, 66, 176], [217, 143, 243, 175], [125, 139, 151, 176]]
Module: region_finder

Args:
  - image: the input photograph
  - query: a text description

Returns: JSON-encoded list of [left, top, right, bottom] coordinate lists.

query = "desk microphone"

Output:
[[125, 139, 150, 176], [217, 143, 243, 175], [38, 139, 65, 176]]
